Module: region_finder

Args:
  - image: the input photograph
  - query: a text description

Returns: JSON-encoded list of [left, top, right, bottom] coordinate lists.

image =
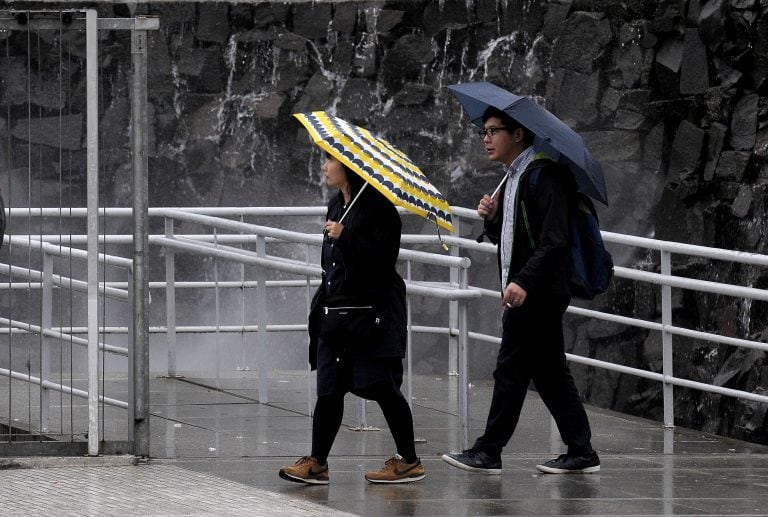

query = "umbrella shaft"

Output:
[[338, 182, 369, 224]]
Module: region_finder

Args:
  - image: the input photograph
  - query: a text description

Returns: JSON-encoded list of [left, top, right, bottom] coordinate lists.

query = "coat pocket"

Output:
[[319, 297, 380, 341]]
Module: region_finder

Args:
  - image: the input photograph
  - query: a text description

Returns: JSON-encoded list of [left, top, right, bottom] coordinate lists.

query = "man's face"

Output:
[[482, 116, 525, 165]]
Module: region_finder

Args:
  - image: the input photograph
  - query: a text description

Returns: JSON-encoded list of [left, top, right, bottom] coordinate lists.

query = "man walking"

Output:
[[442, 107, 600, 475]]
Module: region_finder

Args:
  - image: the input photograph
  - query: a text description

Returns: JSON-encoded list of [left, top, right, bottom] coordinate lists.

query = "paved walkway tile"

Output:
[[1, 463, 356, 517]]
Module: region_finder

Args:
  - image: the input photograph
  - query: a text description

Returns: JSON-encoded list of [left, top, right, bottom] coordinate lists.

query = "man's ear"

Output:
[[513, 127, 525, 143]]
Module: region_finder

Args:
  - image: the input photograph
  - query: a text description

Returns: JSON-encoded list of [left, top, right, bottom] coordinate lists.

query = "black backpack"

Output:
[[526, 164, 614, 300]]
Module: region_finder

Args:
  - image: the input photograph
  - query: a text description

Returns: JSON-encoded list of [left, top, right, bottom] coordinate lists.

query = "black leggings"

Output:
[[311, 382, 417, 465]]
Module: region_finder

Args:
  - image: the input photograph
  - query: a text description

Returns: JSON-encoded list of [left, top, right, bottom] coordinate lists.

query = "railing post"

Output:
[[661, 248, 674, 428], [85, 8, 100, 458], [357, 398, 369, 429], [131, 24, 151, 458], [237, 215, 249, 372], [40, 251, 53, 432], [164, 218, 177, 377], [255, 235, 268, 403], [306, 243, 314, 417], [406, 260, 413, 409], [457, 266, 470, 450], [448, 216, 461, 375]]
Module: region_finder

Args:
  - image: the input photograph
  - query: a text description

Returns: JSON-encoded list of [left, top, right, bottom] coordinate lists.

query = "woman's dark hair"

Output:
[[482, 106, 535, 147], [346, 164, 366, 200]]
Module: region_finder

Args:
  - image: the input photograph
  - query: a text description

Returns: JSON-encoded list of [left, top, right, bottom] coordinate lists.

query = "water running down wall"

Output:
[[2, 0, 768, 443]]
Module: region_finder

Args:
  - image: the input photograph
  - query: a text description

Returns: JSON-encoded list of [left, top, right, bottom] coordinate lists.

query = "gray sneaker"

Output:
[[536, 452, 600, 474], [441, 449, 501, 474]]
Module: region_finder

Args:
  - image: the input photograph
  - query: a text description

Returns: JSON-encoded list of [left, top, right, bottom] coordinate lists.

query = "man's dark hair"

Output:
[[482, 107, 534, 147]]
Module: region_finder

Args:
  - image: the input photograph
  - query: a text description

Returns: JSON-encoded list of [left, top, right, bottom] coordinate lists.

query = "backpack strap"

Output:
[[519, 156, 556, 249]]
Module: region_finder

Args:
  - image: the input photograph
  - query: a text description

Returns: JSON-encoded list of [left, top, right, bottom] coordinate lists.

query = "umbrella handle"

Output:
[[338, 182, 369, 225], [491, 174, 508, 200]]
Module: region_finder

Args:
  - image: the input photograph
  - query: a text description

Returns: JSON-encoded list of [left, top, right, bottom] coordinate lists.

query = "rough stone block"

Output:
[[253, 3, 289, 29], [381, 33, 433, 91], [12, 115, 82, 150], [196, 4, 230, 45], [229, 5, 254, 31], [642, 122, 665, 175], [376, 10, 405, 33], [680, 29, 709, 95], [669, 120, 705, 181], [754, 19, 768, 91], [611, 41, 652, 89], [550, 69, 600, 127], [715, 150, 751, 180], [712, 56, 742, 89], [393, 83, 433, 106], [292, 3, 333, 40], [336, 78, 379, 119], [655, 38, 683, 97], [704, 122, 728, 181], [582, 131, 642, 162], [731, 186, 753, 218], [542, 1, 573, 39], [551, 11, 612, 74], [423, 0, 471, 36], [600, 87, 622, 119], [614, 110, 648, 130], [332, 3, 358, 34], [699, 0, 726, 47], [730, 93, 758, 150], [293, 73, 333, 114]]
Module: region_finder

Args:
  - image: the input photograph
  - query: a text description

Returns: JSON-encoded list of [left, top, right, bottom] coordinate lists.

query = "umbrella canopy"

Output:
[[447, 81, 608, 205], [294, 111, 454, 233]]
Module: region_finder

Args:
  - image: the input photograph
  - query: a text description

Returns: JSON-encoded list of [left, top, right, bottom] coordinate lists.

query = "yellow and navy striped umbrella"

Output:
[[294, 111, 454, 233]]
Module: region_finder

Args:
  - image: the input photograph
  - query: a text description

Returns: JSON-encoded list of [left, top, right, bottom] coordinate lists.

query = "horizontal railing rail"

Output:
[[3, 204, 768, 449]]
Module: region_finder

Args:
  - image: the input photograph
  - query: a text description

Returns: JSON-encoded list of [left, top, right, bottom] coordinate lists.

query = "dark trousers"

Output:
[[310, 381, 417, 465], [473, 295, 593, 458]]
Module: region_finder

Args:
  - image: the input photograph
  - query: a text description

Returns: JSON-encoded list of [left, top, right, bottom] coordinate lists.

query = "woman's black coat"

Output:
[[307, 187, 407, 370]]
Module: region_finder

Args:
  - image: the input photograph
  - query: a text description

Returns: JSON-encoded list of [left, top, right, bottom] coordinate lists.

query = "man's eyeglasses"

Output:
[[478, 126, 508, 138]]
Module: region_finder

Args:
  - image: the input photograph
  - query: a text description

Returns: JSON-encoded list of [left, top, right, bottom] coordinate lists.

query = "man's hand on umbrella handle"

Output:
[[324, 220, 344, 240], [502, 282, 527, 309], [478, 194, 498, 220]]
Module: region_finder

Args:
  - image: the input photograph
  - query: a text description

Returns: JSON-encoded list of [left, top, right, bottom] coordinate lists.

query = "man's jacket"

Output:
[[483, 158, 574, 298]]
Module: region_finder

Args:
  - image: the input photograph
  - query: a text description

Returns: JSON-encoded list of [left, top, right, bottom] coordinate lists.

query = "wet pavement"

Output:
[[5, 370, 768, 516]]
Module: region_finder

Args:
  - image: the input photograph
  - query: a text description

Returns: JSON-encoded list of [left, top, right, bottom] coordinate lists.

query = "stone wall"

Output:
[[2, 0, 768, 443]]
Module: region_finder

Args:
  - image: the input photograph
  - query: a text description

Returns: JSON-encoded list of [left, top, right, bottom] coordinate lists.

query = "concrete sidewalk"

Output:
[[4, 372, 768, 516]]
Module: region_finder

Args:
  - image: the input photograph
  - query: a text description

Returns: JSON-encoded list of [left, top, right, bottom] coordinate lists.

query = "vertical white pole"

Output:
[[661, 249, 674, 429], [406, 260, 413, 409], [131, 26, 150, 458], [448, 217, 461, 375], [165, 218, 177, 377], [85, 8, 100, 457], [458, 268, 469, 450], [40, 252, 52, 432], [255, 235, 268, 403], [305, 244, 313, 417]]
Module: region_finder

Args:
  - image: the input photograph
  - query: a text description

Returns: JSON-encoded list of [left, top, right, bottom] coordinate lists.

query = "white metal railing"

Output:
[[3, 205, 768, 450], [0, 234, 133, 443]]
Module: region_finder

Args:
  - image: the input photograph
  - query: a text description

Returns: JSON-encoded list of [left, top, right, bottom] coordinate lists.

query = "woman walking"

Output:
[[278, 153, 425, 485]]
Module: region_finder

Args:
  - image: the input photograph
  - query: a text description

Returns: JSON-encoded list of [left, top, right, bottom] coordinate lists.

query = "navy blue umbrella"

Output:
[[447, 81, 608, 205]]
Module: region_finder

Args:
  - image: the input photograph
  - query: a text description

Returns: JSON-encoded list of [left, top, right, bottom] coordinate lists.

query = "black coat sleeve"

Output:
[[511, 165, 570, 294]]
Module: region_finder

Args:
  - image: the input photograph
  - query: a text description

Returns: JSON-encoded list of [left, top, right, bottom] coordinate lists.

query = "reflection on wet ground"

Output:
[[149, 371, 768, 516]]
